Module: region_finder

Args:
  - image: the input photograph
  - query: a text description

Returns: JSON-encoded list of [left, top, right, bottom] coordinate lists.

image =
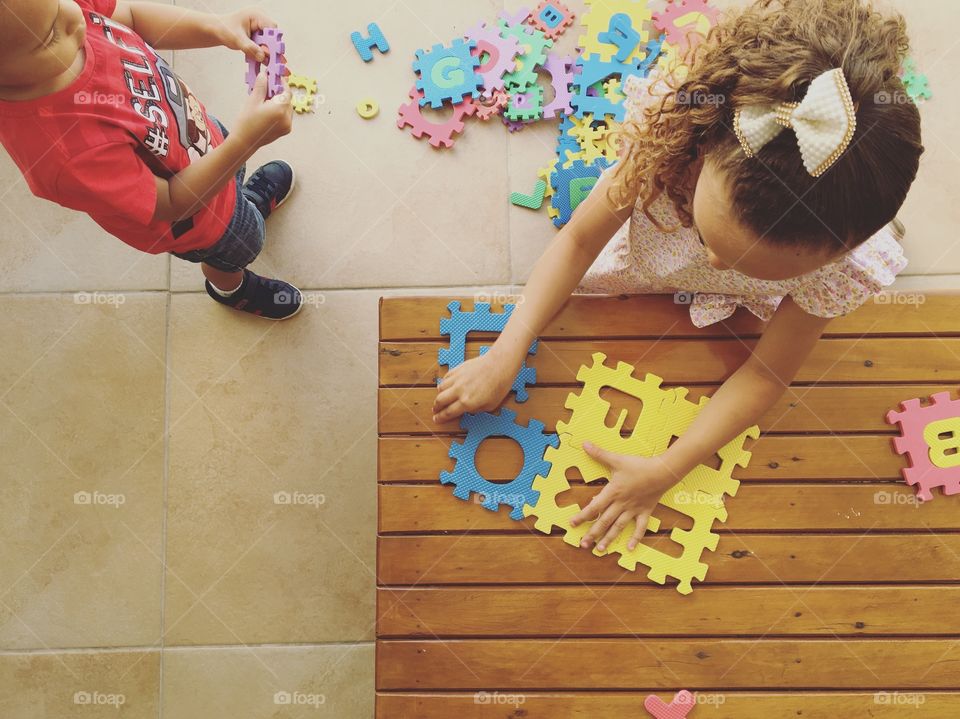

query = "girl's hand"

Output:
[[234, 71, 293, 149], [433, 352, 517, 424], [219, 8, 279, 62], [570, 443, 678, 553]]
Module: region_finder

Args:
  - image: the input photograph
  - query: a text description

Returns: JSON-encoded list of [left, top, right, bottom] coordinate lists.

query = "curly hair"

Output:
[[611, 0, 924, 252]]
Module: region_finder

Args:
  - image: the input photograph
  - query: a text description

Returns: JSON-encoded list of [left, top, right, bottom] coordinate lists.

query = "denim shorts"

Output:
[[171, 119, 265, 273]]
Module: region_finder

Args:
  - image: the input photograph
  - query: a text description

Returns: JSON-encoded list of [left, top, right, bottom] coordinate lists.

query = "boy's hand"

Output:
[[219, 8, 279, 62], [234, 72, 293, 149], [569, 443, 679, 553], [433, 352, 517, 424]]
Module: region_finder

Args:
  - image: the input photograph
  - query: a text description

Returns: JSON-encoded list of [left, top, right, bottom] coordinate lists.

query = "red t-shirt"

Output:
[[0, 0, 234, 254]]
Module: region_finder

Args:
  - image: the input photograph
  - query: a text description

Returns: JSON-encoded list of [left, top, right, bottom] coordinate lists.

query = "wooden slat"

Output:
[[378, 435, 901, 482], [380, 294, 960, 340], [377, 585, 960, 637], [379, 384, 953, 434], [380, 338, 960, 386], [376, 692, 960, 718], [376, 638, 960, 690], [377, 534, 960, 585], [378, 484, 947, 533]]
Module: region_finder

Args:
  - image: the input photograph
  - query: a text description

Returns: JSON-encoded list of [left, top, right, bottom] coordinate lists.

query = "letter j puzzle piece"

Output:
[[886, 391, 960, 501]]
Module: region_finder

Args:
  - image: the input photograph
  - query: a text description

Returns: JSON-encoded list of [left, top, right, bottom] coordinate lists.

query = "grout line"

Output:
[[0, 641, 377, 656], [158, 287, 172, 719]]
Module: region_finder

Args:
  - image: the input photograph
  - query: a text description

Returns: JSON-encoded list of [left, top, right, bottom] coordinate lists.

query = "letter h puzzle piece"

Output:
[[351, 22, 390, 62]]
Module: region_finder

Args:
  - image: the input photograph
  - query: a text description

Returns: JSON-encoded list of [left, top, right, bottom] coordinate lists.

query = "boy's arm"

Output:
[[112, 2, 273, 60], [154, 72, 291, 223]]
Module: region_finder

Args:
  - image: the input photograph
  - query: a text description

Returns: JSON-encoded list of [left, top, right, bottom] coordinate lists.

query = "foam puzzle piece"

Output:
[[645, 690, 697, 718], [579, 0, 652, 64], [505, 84, 545, 122], [467, 21, 522, 93], [439, 301, 539, 403], [886, 391, 960, 501], [556, 115, 582, 159], [511, 179, 548, 210], [528, 0, 577, 41], [524, 353, 759, 594], [475, 89, 509, 120], [498, 20, 554, 92], [441, 408, 559, 520], [571, 55, 645, 120], [500, 7, 532, 26], [901, 58, 932, 102], [550, 158, 611, 227], [414, 39, 484, 109], [538, 164, 557, 200], [357, 99, 380, 119], [286, 72, 318, 114], [597, 13, 642, 63], [543, 54, 575, 119], [351, 22, 390, 62], [397, 87, 477, 149], [246, 28, 286, 99], [653, 0, 718, 50]]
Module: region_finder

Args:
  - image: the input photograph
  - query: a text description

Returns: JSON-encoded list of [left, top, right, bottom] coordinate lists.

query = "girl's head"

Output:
[[613, 0, 924, 281]]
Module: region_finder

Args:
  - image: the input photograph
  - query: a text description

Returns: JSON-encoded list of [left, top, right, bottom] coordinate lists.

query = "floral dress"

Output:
[[578, 74, 908, 328]]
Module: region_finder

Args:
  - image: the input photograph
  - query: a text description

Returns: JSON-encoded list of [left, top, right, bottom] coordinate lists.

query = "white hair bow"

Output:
[[733, 68, 858, 177]]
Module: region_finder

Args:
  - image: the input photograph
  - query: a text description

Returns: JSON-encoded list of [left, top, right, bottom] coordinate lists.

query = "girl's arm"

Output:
[[112, 3, 273, 61], [571, 297, 833, 553], [432, 170, 634, 423]]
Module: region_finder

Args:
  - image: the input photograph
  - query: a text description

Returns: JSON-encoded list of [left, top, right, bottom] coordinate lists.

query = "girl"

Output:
[[432, 0, 923, 554]]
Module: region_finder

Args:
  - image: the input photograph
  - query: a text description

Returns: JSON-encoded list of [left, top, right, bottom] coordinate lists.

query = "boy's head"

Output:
[[0, 0, 86, 90], [614, 0, 924, 281]]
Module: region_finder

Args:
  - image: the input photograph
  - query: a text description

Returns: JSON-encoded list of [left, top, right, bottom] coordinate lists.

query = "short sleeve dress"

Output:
[[578, 73, 909, 328]]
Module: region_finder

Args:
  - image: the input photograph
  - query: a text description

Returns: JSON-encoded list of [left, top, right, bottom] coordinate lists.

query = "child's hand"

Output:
[[234, 71, 293, 149], [220, 8, 278, 62], [569, 443, 678, 553], [432, 352, 517, 424]]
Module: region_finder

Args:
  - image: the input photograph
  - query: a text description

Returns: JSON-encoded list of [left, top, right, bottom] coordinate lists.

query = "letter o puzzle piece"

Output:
[[414, 39, 484, 109], [397, 87, 477, 149], [351, 22, 390, 62], [357, 99, 380, 119], [887, 392, 960, 500]]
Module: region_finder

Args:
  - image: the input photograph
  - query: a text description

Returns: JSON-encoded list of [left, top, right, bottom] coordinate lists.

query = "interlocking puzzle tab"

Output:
[[523, 353, 759, 594], [246, 28, 286, 99], [439, 301, 538, 403], [645, 690, 697, 719], [886, 391, 960, 501], [441, 408, 559, 520], [351, 22, 390, 62], [414, 39, 484, 109]]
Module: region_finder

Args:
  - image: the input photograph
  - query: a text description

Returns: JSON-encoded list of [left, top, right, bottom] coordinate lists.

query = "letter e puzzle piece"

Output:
[[886, 391, 960, 501], [438, 301, 538, 402]]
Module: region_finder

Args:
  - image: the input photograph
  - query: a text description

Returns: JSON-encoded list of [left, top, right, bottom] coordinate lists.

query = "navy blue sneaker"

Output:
[[242, 161, 295, 220], [205, 269, 302, 320]]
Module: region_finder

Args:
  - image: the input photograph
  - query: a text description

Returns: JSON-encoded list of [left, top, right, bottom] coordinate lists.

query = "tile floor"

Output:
[[0, 0, 957, 717]]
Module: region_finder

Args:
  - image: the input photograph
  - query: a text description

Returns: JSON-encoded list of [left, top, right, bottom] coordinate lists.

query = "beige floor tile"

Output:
[[164, 291, 379, 645], [0, 650, 159, 719], [170, 0, 509, 291], [0, 295, 166, 649], [162, 644, 373, 718]]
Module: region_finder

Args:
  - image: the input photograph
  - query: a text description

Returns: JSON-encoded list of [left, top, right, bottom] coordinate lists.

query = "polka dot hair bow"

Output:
[[733, 68, 857, 177]]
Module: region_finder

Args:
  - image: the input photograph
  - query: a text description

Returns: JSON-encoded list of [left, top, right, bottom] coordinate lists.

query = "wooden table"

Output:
[[377, 294, 960, 718]]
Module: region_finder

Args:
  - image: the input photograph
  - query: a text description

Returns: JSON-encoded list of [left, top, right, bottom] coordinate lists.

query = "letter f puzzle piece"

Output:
[[351, 22, 390, 62], [246, 28, 286, 99], [886, 391, 960, 501], [523, 353, 759, 594], [438, 301, 538, 403]]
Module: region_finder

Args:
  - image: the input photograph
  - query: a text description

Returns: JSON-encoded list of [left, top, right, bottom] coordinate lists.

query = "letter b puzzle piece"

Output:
[[886, 391, 960, 500], [528, 0, 577, 41], [351, 22, 390, 62]]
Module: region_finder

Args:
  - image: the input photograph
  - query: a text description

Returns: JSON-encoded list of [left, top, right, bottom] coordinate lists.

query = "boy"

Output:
[[0, 0, 302, 319]]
